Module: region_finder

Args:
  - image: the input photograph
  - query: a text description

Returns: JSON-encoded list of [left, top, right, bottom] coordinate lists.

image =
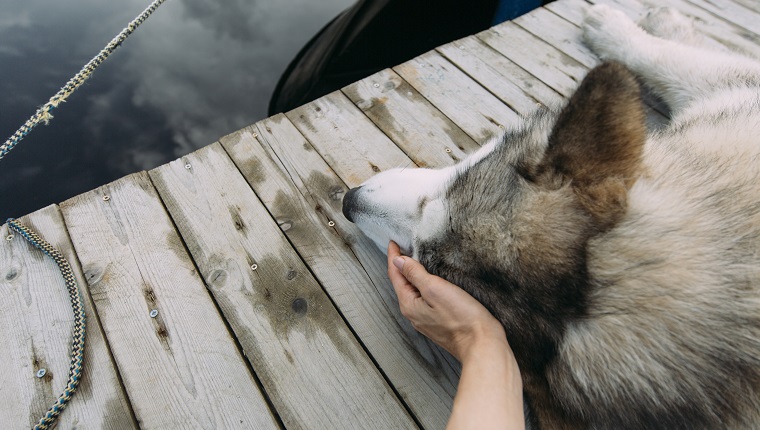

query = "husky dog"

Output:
[[342, 5, 760, 429]]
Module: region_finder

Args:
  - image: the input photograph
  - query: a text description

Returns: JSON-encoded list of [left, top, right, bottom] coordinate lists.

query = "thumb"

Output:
[[393, 256, 432, 289]]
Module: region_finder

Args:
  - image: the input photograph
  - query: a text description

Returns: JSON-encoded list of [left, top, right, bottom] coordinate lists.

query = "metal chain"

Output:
[[0, 0, 169, 162], [7, 219, 87, 430]]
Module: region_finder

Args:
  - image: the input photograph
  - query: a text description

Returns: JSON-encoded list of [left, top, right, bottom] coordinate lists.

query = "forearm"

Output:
[[447, 337, 524, 430]]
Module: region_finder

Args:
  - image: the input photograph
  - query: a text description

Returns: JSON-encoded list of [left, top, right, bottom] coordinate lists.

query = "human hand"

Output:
[[387, 241, 507, 363], [388, 241, 524, 428]]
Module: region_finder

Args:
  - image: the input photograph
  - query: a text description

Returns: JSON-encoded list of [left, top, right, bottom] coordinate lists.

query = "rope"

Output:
[[0, 0, 169, 162], [6, 219, 87, 430]]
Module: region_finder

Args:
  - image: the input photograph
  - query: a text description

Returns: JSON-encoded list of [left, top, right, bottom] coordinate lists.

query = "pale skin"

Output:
[[387, 241, 525, 430]]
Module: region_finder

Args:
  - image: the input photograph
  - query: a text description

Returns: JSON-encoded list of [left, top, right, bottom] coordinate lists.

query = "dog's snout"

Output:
[[342, 186, 363, 223]]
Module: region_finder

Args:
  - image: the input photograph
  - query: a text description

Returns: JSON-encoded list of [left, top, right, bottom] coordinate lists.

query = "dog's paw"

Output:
[[583, 5, 643, 60], [639, 7, 700, 44]]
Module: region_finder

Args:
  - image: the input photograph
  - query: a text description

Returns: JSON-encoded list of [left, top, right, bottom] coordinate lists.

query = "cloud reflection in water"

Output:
[[0, 0, 352, 219]]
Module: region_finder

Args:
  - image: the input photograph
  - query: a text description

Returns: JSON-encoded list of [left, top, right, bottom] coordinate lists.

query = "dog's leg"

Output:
[[583, 5, 760, 115]]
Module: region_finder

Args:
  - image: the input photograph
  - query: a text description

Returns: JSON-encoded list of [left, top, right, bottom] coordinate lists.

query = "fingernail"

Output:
[[393, 256, 405, 271]]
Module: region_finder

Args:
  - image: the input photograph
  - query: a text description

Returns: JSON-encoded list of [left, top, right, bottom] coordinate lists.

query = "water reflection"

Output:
[[0, 0, 352, 219]]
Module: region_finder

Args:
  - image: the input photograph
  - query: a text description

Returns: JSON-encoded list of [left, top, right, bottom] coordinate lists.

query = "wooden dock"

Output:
[[3, 0, 759, 428]]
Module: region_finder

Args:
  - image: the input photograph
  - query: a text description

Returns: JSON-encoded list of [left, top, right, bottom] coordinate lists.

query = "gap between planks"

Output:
[[1, 206, 137, 429], [149, 143, 418, 430], [221, 114, 462, 429], [7, 0, 757, 428]]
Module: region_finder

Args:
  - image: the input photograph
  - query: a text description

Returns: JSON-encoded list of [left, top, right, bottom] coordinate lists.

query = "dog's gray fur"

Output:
[[342, 6, 760, 429]]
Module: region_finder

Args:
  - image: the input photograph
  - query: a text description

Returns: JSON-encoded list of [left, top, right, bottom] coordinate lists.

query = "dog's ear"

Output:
[[535, 62, 646, 230]]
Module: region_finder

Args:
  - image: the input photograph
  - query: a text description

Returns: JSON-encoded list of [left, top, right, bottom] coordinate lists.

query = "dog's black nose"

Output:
[[342, 186, 362, 223]]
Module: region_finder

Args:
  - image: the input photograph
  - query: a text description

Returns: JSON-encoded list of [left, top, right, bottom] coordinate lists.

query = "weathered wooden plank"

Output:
[[394, 50, 521, 143], [1, 205, 135, 430], [545, 0, 589, 28], [661, 0, 760, 58], [515, 1, 670, 127], [730, 0, 760, 14], [59, 173, 279, 430], [287, 91, 411, 188], [150, 143, 417, 430], [585, 0, 760, 59], [437, 36, 564, 114], [515, 6, 599, 68], [686, 0, 760, 36], [222, 117, 461, 429], [478, 21, 587, 97], [343, 68, 480, 168], [479, 16, 675, 129]]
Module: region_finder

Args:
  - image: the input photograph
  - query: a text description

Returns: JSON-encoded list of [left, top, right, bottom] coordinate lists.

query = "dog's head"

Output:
[[342, 63, 646, 365]]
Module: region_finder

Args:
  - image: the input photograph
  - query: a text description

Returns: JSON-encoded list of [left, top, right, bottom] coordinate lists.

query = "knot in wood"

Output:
[[291, 298, 307, 315]]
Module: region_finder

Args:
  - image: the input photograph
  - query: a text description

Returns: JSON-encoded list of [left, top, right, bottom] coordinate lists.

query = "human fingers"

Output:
[[392, 254, 436, 296], [389, 248, 461, 309], [387, 241, 421, 303]]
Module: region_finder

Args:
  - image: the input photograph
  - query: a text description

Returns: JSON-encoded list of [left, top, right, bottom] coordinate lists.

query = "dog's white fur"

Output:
[[349, 136, 503, 255], [343, 5, 760, 428]]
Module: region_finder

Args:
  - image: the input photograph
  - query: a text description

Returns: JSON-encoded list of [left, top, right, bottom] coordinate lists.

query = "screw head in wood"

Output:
[[251, 264, 258, 271], [328, 221, 335, 227], [445, 148, 452, 153], [6, 235, 13, 241], [185, 164, 192, 170], [149, 309, 158, 318], [252, 133, 258, 138], [103, 195, 111, 201], [373, 83, 380, 88], [36, 368, 46, 378]]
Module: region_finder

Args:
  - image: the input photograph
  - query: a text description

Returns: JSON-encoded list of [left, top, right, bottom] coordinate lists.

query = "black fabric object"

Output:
[[268, 0, 503, 115]]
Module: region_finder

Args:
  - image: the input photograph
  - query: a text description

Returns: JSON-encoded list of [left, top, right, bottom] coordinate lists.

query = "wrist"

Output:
[[457, 319, 508, 364], [448, 321, 524, 430]]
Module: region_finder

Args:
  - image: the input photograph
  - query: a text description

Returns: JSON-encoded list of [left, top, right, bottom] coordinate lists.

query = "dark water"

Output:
[[0, 0, 353, 220]]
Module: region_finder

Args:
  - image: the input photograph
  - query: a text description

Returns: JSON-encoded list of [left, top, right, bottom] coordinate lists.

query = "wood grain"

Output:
[[515, 6, 599, 68], [545, 0, 589, 28], [343, 68, 480, 168], [287, 91, 411, 188], [222, 116, 461, 430], [1, 205, 135, 429], [150, 143, 417, 430], [730, 0, 760, 14], [59, 173, 279, 430], [394, 50, 521, 143], [686, 0, 760, 35], [516, 1, 670, 128], [437, 36, 564, 114], [478, 21, 587, 97], [585, 0, 760, 59]]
